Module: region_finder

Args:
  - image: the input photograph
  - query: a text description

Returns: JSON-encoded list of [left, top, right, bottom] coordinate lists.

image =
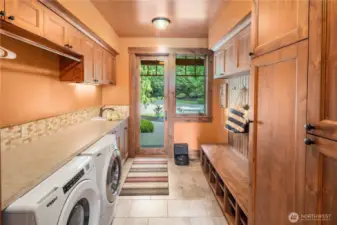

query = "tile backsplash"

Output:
[[1, 105, 129, 152]]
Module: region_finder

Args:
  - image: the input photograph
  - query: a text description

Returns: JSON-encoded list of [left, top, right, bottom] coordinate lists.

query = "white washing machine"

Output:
[[3, 156, 100, 225], [80, 133, 122, 225]]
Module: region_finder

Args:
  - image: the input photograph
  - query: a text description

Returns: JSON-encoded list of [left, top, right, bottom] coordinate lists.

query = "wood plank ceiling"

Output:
[[91, 0, 225, 38]]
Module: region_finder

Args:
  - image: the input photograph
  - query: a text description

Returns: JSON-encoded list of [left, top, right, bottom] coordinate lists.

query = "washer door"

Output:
[[106, 152, 122, 203], [58, 180, 100, 225]]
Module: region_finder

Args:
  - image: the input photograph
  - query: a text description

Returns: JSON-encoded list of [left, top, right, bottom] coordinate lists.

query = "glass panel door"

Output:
[[139, 57, 168, 151]]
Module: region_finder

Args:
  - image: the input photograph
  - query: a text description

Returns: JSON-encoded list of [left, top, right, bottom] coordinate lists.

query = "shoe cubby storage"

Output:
[[200, 144, 249, 225]]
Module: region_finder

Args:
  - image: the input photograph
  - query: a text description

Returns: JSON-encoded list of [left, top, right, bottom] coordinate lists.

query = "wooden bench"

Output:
[[200, 144, 249, 225]]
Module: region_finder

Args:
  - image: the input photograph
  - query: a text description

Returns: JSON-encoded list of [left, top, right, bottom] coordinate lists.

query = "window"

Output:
[[174, 54, 211, 120]]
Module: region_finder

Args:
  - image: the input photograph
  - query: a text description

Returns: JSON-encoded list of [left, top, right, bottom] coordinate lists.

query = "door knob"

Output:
[[0, 11, 5, 16], [8, 15, 15, 20], [304, 124, 315, 131], [304, 138, 315, 145]]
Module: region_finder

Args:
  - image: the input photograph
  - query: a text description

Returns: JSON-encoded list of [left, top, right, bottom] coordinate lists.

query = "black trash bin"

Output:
[[174, 143, 189, 165]]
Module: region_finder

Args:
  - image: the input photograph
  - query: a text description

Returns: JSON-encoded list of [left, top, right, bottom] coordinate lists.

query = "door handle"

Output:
[[165, 111, 168, 121]]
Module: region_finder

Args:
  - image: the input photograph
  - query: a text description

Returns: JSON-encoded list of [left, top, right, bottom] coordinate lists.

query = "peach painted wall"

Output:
[[57, 0, 120, 52], [102, 37, 227, 150], [208, 0, 251, 49], [0, 36, 102, 128]]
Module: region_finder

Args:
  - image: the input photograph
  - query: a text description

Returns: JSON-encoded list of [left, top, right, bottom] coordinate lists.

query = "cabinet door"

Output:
[[5, 0, 43, 36], [236, 25, 251, 72], [0, 0, 4, 16], [43, 7, 67, 46], [307, 0, 337, 142], [224, 41, 236, 73], [304, 135, 337, 225], [251, 0, 308, 56], [67, 26, 82, 54], [214, 50, 225, 77], [81, 38, 95, 82], [249, 41, 308, 225], [103, 50, 113, 83], [124, 123, 128, 160], [94, 45, 103, 82]]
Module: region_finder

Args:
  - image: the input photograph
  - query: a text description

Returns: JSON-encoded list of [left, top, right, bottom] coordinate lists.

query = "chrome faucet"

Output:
[[99, 106, 115, 117]]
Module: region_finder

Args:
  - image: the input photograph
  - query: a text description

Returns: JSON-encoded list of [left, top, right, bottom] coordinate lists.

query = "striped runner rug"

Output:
[[120, 158, 169, 196]]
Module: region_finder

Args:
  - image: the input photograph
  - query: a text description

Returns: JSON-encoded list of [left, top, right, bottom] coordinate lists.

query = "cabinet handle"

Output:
[[93, 79, 98, 82], [64, 44, 69, 48], [249, 52, 254, 56], [304, 138, 315, 145], [304, 124, 315, 131], [0, 11, 5, 17], [8, 15, 15, 20], [69, 45, 73, 49]]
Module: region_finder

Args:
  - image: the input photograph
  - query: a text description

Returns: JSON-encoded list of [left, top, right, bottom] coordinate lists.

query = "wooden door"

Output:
[[236, 25, 251, 72], [304, 135, 337, 225], [307, 0, 337, 142], [81, 38, 94, 82], [249, 41, 308, 225], [214, 50, 225, 77], [67, 26, 83, 54], [124, 122, 128, 160], [94, 45, 103, 82], [5, 0, 43, 36], [251, 0, 308, 56], [43, 7, 67, 46]]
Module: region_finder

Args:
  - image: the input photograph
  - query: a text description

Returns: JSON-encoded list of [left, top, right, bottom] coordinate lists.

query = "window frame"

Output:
[[171, 52, 213, 122]]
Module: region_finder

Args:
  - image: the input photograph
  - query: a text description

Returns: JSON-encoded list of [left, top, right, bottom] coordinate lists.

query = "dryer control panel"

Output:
[[63, 169, 84, 194]]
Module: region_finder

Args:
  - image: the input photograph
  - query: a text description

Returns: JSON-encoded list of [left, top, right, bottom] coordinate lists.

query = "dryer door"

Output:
[[58, 180, 100, 225], [106, 152, 122, 203]]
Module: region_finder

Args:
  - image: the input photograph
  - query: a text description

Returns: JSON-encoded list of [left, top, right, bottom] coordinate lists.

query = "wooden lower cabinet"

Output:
[[5, 0, 44, 36], [304, 135, 337, 225], [250, 40, 308, 225]]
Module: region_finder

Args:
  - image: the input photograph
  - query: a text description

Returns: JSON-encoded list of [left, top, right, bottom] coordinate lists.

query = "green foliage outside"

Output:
[[140, 119, 154, 133], [140, 59, 205, 107]]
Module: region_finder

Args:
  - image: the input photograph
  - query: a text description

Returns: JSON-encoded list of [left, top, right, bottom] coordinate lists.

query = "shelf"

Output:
[[225, 212, 235, 225], [240, 217, 247, 225]]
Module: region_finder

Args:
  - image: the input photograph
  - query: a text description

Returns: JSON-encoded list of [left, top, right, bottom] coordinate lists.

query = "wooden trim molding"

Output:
[[39, 0, 119, 56]]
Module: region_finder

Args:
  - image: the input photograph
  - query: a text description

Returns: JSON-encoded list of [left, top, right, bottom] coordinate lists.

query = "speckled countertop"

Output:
[[1, 118, 126, 210]]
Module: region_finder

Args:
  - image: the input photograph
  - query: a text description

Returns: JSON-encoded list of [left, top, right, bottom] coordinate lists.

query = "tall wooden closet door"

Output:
[[307, 0, 337, 142], [304, 135, 337, 225], [249, 41, 308, 225], [251, 0, 308, 56]]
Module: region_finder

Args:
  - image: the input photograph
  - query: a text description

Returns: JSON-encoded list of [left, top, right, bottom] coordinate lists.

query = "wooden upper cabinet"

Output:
[[304, 135, 337, 225], [307, 0, 337, 142], [103, 49, 116, 84], [5, 0, 44, 36], [214, 50, 225, 78], [43, 7, 67, 47], [67, 26, 82, 54], [237, 25, 251, 71], [251, 0, 308, 56], [0, 0, 4, 15], [214, 25, 251, 78], [250, 41, 308, 225], [93, 44, 103, 82], [81, 38, 95, 82]]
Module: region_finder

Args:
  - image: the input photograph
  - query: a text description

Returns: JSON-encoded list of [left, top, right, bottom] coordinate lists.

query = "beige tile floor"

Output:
[[112, 158, 228, 225]]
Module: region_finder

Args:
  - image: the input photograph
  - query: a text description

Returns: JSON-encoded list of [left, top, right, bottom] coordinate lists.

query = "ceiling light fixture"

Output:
[[152, 17, 171, 30]]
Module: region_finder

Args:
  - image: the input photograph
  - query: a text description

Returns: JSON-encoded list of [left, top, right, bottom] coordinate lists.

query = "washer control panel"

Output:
[[63, 169, 84, 194]]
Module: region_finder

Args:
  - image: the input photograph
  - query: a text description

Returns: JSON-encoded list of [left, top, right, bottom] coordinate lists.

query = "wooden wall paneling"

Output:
[[228, 74, 250, 158], [43, 7, 67, 47], [307, 0, 337, 142], [5, 0, 44, 36], [250, 40, 308, 225], [251, 0, 308, 57], [304, 135, 337, 225]]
